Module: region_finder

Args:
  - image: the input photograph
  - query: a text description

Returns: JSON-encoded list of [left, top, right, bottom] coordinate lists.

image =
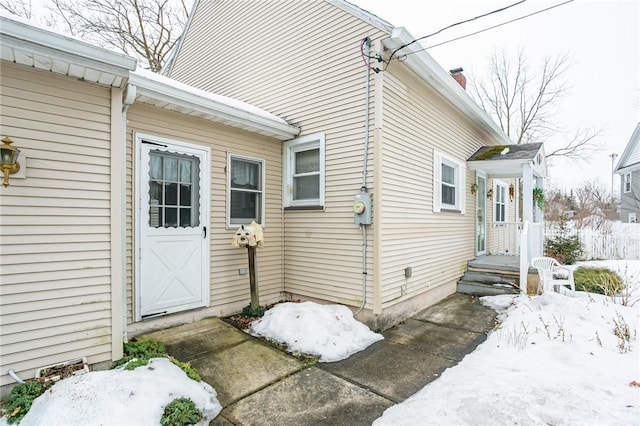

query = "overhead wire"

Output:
[[383, 0, 528, 70], [412, 0, 575, 53]]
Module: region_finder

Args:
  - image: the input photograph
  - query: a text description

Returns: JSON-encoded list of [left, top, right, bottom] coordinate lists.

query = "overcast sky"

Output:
[[349, 0, 639, 193]]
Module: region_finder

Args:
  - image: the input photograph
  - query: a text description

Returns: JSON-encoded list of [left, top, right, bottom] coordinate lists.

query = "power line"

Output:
[[418, 0, 575, 53], [384, 0, 528, 70]]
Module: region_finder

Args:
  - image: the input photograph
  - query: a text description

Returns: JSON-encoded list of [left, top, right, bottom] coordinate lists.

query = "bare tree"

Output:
[[471, 48, 600, 161], [1, 0, 191, 72]]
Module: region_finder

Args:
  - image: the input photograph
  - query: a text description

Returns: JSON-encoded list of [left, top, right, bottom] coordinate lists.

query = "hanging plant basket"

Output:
[[532, 187, 545, 210]]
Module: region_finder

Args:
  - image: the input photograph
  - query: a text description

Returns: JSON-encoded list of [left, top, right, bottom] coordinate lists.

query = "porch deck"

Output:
[[469, 255, 525, 273]]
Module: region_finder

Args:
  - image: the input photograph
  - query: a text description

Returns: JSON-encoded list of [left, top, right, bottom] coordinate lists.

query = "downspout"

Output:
[[355, 37, 372, 317], [121, 83, 137, 343]]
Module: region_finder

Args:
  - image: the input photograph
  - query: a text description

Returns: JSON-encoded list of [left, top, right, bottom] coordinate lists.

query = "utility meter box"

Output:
[[353, 192, 372, 225]]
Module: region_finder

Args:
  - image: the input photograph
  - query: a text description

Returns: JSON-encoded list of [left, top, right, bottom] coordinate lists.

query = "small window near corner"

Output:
[[283, 133, 325, 208], [433, 150, 466, 214], [228, 154, 265, 227], [623, 173, 631, 193]]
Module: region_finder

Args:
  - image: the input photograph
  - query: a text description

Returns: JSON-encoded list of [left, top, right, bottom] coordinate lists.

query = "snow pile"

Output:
[[249, 301, 384, 362], [375, 289, 640, 425], [3, 358, 221, 426]]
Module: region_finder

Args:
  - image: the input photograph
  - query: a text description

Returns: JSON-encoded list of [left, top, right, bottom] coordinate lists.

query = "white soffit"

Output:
[[0, 12, 136, 87]]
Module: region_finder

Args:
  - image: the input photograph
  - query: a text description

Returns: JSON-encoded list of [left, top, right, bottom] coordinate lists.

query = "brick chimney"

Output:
[[450, 67, 466, 90]]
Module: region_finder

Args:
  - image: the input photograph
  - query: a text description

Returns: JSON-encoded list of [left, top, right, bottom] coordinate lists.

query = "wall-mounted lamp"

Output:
[[1, 137, 20, 187], [509, 183, 515, 202], [486, 188, 493, 199], [470, 183, 478, 195]]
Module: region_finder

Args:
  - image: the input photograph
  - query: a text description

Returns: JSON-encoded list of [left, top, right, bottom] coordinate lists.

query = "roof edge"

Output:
[[384, 27, 512, 146], [130, 70, 300, 141], [614, 123, 640, 173], [0, 12, 137, 74]]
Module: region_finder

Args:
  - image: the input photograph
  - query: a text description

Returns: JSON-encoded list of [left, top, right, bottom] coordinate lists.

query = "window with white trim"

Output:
[[623, 173, 631, 193], [433, 150, 465, 213], [228, 154, 265, 227], [283, 133, 325, 208], [494, 182, 507, 222]]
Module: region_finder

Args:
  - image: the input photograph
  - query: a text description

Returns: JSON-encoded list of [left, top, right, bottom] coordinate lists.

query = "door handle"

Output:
[[203, 226, 207, 239]]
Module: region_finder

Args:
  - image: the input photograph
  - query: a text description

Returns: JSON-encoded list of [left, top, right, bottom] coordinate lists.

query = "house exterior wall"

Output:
[[0, 63, 115, 388], [169, 0, 388, 311], [167, 1, 506, 326], [374, 64, 496, 324], [125, 103, 286, 335], [619, 169, 640, 222]]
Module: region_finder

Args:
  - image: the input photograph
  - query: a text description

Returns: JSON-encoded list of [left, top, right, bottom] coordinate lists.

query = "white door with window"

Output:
[[136, 136, 210, 320], [476, 173, 486, 255]]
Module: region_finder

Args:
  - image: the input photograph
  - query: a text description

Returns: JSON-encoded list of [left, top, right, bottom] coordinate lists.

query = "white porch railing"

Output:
[[489, 222, 523, 256]]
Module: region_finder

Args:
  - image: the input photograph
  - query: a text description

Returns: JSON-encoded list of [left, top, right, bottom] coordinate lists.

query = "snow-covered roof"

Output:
[[0, 11, 136, 88], [130, 69, 300, 140], [615, 123, 640, 173]]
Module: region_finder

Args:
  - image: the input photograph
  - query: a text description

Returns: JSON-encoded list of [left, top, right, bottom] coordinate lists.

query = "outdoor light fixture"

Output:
[[0, 136, 20, 187], [509, 183, 515, 202], [486, 188, 493, 199], [470, 183, 478, 195]]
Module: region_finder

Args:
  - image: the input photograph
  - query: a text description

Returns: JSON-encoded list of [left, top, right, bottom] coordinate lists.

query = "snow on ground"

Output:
[[375, 260, 640, 426], [3, 260, 638, 425], [249, 301, 384, 362], [0, 358, 221, 426]]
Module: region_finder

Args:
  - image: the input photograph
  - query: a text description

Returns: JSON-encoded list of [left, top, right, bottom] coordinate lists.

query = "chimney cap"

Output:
[[449, 67, 464, 74]]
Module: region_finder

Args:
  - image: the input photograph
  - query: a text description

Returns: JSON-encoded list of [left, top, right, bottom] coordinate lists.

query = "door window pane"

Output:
[[148, 150, 200, 228]]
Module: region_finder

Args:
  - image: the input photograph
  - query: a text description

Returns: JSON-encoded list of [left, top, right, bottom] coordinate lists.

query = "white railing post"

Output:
[[519, 221, 529, 294]]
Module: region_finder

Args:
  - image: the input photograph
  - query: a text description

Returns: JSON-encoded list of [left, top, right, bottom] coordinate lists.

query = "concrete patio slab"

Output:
[[219, 367, 394, 426], [412, 292, 498, 333], [384, 318, 488, 361], [190, 339, 305, 406], [319, 339, 457, 402]]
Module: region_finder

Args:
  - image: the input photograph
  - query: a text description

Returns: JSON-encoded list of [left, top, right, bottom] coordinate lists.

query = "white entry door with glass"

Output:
[[136, 136, 210, 320], [476, 173, 487, 256]]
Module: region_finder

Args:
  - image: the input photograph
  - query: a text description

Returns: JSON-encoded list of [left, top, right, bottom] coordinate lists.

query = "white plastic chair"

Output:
[[531, 257, 576, 294]]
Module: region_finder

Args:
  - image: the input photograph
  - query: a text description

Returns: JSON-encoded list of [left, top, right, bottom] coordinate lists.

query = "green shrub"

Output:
[[241, 304, 265, 318], [113, 339, 167, 369], [545, 235, 582, 264], [161, 398, 202, 426], [2, 381, 47, 424], [574, 267, 623, 295], [170, 358, 201, 382]]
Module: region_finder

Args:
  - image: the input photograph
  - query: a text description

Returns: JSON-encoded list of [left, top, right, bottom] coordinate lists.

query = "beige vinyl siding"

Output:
[[125, 104, 285, 322], [169, 1, 386, 309], [0, 63, 113, 387], [378, 65, 494, 309]]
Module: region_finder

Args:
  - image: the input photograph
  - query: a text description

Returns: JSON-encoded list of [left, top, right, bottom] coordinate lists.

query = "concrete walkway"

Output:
[[140, 293, 497, 426]]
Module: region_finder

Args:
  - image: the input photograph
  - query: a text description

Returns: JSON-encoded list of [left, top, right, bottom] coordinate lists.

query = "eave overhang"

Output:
[[129, 71, 300, 141], [0, 13, 136, 88], [468, 143, 547, 178]]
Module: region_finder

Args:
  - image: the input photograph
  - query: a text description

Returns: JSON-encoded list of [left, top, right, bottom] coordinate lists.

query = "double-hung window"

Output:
[[433, 150, 465, 213], [283, 133, 325, 208], [494, 182, 507, 222], [623, 173, 631, 193], [228, 154, 265, 227]]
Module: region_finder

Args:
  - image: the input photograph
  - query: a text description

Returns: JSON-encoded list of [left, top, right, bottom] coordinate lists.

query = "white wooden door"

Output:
[[136, 136, 210, 320]]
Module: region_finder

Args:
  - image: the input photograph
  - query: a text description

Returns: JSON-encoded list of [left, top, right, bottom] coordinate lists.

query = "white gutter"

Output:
[[383, 27, 513, 146], [0, 12, 136, 86], [129, 70, 300, 141]]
